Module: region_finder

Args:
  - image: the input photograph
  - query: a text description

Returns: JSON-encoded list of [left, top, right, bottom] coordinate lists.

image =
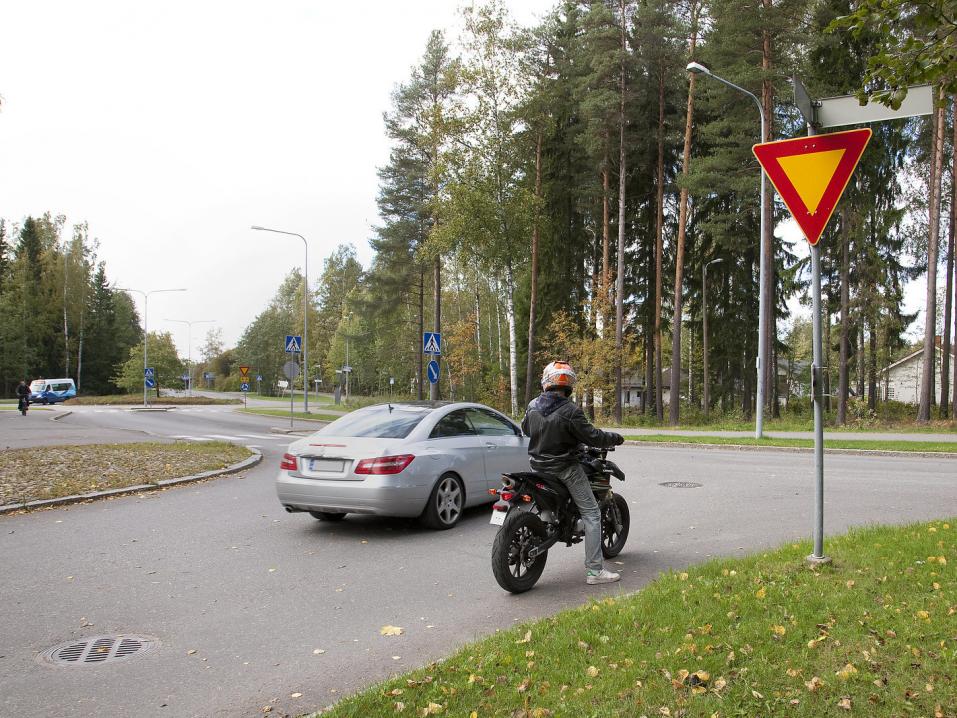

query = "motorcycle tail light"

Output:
[[492, 502, 509, 512], [535, 482, 546, 489], [488, 488, 498, 496], [354, 454, 415, 475], [280, 453, 298, 471], [500, 491, 515, 501]]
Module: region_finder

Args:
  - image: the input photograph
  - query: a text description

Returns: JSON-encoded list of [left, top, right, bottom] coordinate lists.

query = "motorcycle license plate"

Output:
[[489, 510, 506, 526]]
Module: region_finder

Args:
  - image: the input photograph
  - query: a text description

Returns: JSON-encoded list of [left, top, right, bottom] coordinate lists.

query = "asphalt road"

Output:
[[2, 405, 956, 717]]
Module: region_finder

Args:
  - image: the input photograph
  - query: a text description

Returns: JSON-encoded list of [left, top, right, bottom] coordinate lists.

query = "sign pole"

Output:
[[807, 122, 830, 565]]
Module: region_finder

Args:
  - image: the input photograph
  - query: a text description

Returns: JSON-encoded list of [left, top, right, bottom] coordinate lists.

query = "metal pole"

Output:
[[250, 226, 309, 413], [144, 294, 149, 407], [805, 121, 830, 564], [688, 66, 768, 437], [703, 263, 709, 417]]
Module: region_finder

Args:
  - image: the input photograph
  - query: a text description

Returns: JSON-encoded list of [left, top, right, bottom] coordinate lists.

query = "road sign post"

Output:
[[282, 360, 300, 428], [753, 126, 872, 566]]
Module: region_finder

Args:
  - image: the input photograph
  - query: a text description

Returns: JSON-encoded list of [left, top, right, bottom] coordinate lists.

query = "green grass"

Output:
[[622, 434, 957, 453], [68, 394, 240, 405], [317, 519, 957, 717], [237, 407, 342, 422]]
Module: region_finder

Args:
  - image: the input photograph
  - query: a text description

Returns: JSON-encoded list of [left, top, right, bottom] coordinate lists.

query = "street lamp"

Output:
[[687, 61, 769, 438], [116, 287, 187, 407], [251, 225, 310, 413], [345, 311, 354, 403], [702, 258, 724, 417], [165, 318, 215, 396]]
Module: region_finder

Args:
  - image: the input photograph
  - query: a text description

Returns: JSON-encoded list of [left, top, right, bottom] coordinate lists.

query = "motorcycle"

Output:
[[489, 446, 629, 593], [17, 396, 29, 416]]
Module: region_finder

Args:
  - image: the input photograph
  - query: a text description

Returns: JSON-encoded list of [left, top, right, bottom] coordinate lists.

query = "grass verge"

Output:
[[621, 434, 957, 453], [0, 441, 251, 506], [317, 519, 957, 717], [67, 394, 241, 405], [238, 407, 342, 422], [612, 417, 957, 434]]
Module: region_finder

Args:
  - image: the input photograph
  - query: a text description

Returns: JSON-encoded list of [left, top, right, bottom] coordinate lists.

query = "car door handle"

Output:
[[485, 443, 497, 449]]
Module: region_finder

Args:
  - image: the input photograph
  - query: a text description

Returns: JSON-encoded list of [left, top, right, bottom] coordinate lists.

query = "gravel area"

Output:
[[0, 441, 252, 505]]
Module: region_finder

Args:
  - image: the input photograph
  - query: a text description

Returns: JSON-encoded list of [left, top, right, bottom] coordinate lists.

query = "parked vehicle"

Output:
[[490, 446, 629, 593], [276, 401, 530, 529], [29, 378, 77, 404]]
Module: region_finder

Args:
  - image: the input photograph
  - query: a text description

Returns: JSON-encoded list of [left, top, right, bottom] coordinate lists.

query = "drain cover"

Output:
[[659, 481, 703, 489], [38, 634, 158, 667]]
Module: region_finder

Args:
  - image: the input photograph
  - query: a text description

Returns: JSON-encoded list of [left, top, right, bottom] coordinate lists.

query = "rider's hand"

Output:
[[614, 433, 625, 446]]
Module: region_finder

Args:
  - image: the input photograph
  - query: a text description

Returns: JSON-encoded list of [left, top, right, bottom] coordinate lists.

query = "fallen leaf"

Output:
[[836, 663, 858, 680], [187, 649, 197, 655], [679, 572, 689, 581], [771, 625, 786, 637], [381, 625, 405, 636], [586, 665, 600, 678], [313, 649, 325, 654], [805, 676, 824, 692], [517, 630, 532, 644], [755, 587, 766, 599], [916, 610, 930, 620], [837, 697, 852, 710], [394, 702, 405, 712], [290, 692, 302, 698], [787, 668, 802, 677]]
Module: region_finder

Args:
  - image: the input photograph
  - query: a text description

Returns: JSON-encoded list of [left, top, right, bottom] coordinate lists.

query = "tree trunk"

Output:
[[430, 256, 441, 400], [953, 99, 957, 420], [602, 155, 611, 297], [614, 0, 627, 424], [418, 269, 424, 400], [942, 98, 956, 419], [505, 262, 519, 417], [653, 68, 666, 423], [918, 89, 946, 421], [669, 0, 699, 426], [475, 286, 482, 364], [524, 132, 543, 407], [868, 327, 877, 411], [837, 205, 851, 424]]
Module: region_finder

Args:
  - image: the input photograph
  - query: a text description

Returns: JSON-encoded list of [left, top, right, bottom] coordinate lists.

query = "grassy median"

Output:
[[67, 394, 240, 405], [622, 434, 957, 453], [318, 519, 957, 718], [238, 407, 343, 422], [0, 441, 252, 506]]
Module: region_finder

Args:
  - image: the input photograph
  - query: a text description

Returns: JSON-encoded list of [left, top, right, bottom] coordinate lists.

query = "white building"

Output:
[[882, 340, 956, 404]]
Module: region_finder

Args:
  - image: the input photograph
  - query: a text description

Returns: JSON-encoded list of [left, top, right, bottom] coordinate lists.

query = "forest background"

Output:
[[1, 0, 955, 426]]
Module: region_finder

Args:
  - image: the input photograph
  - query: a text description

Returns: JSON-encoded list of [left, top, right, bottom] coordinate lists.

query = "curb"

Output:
[[623, 439, 957, 459], [0, 447, 263, 516], [128, 407, 175, 412], [269, 427, 315, 435], [50, 410, 72, 421]]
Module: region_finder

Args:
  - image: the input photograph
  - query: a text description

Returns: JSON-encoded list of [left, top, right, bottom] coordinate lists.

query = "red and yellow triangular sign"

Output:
[[752, 128, 871, 246]]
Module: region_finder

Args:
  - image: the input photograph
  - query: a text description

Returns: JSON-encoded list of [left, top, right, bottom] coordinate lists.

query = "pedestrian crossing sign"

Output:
[[423, 332, 441, 355], [285, 335, 302, 353]]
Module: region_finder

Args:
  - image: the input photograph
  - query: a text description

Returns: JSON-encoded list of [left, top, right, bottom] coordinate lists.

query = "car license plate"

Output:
[[489, 510, 506, 526], [309, 458, 345, 472]]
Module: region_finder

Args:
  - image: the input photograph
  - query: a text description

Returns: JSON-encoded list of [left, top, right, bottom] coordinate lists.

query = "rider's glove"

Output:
[[614, 433, 625, 446]]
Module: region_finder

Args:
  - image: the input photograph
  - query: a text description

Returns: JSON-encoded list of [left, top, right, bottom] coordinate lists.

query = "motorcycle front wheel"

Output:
[[491, 511, 548, 593], [600, 493, 630, 558]]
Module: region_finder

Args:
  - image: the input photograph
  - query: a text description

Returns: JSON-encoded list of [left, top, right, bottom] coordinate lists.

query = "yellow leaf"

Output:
[[933, 582, 941, 590], [771, 625, 786, 636], [380, 625, 405, 636], [713, 677, 727, 691], [755, 587, 766, 599], [938, 556, 947, 565], [469, 713, 477, 718], [395, 702, 405, 713], [836, 663, 858, 680], [679, 572, 689, 581], [658, 708, 670, 717], [916, 610, 930, 620], [805, 676, 824, 692], [787, 668, 801, 677], [516, 630, 532, 644], [837, 698, 852, 710], [845, 580, 855, 588], [586, 665, 600, 678], [694, 670, 710, 682]]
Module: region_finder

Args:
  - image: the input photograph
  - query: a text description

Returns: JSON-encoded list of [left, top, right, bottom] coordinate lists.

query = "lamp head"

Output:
[[707, 258, 724, 267], [686, 61, 710, 76], [251, 225, 265, 231]]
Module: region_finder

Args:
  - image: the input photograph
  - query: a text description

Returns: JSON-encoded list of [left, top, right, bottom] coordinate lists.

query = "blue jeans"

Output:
[[558, 463, 603, 572]]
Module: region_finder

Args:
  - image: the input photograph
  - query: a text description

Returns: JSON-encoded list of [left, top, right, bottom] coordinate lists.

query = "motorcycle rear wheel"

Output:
[[601, 494, 630, 558], [492, 511, 548, 593]]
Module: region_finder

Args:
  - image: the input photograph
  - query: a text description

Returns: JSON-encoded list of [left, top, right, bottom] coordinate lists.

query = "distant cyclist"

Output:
[[521, 361, 624, 585], [16, 380, 30, 416]]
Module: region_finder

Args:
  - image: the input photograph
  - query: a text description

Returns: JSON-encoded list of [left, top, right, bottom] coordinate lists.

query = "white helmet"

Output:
[[541, 360, 577, 392]]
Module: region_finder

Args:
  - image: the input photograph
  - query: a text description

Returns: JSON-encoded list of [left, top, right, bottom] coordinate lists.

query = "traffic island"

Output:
[[312, 519, 957, 718], [0, 441, 259, 514]]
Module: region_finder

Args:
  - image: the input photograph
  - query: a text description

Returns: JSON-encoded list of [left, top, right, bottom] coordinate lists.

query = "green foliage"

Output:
[[113, 331, 185, 394]]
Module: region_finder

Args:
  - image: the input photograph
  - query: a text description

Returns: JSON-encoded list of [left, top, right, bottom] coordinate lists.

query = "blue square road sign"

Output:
[[423, 332, 441, 355]]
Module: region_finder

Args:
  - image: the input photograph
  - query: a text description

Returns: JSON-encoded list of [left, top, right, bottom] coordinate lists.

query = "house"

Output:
[[881, 338, 956, 404]]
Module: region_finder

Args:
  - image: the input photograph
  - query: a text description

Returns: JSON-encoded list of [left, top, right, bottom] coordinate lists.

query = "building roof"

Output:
[[883, 342, 957, 374]]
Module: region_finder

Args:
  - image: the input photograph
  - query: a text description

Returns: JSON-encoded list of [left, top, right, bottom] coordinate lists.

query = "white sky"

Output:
[[0, 0, 552, 357], [0, 0, 932, 360]]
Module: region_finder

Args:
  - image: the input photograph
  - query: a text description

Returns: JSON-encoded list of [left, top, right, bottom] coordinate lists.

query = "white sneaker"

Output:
[[586, 568, 621, 585]]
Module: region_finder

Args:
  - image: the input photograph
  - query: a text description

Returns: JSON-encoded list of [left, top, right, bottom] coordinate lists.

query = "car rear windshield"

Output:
[[317, 405, 430, 439]]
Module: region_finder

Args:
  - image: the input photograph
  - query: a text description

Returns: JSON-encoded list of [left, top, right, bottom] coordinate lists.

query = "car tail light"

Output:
[[500, 491, 514, 501], [280, 453, 298, 471], [354, 454, 415, 475]]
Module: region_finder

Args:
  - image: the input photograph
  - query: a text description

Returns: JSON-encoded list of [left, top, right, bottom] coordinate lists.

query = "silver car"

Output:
[[276, 401, 530, 529]]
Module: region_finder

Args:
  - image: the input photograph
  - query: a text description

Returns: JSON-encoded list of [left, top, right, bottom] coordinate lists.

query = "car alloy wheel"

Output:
[[435, 475, 463, 526]]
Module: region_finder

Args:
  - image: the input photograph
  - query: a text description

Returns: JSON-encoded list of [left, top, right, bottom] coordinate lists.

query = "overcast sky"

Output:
[[1, 0, 928, 360], [0, 0, 552, 357]]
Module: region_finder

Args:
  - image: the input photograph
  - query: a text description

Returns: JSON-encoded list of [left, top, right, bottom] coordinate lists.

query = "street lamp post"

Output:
[[345, 311, 353, 403], [702, 258, 724, 417], [251, 225, 310, 413], [116, 287, 187, 407], [165, 318, 215, 396], [687, 61, 769, 438]]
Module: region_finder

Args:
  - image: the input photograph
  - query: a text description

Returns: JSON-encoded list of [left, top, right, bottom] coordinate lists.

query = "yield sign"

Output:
[[752, 128, 871, 246]]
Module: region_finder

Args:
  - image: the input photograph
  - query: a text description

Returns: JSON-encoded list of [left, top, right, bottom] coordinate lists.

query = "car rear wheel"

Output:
[[309, 511, 347, 522], [421, 473, 465, 530]]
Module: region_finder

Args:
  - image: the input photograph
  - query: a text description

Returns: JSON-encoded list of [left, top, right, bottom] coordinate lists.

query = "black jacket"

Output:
[[16, 384, 29, 398], [521, 391, 622, 474]]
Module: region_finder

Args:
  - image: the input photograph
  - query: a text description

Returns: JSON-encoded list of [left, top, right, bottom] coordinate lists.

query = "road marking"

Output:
[[237, 433, 288, 441]]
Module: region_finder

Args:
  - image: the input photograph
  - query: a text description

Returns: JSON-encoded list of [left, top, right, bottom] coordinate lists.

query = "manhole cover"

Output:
[[38, 634, 159, 667], [659, 481, 703, 489]]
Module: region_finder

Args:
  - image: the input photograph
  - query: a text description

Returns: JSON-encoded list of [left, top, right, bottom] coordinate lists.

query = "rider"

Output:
[[521, 361, 625, 585], [16, 380, 30, 414]]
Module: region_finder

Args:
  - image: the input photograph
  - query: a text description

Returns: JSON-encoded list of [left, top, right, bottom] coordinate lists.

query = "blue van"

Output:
[[29, 378, 77, 404]]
